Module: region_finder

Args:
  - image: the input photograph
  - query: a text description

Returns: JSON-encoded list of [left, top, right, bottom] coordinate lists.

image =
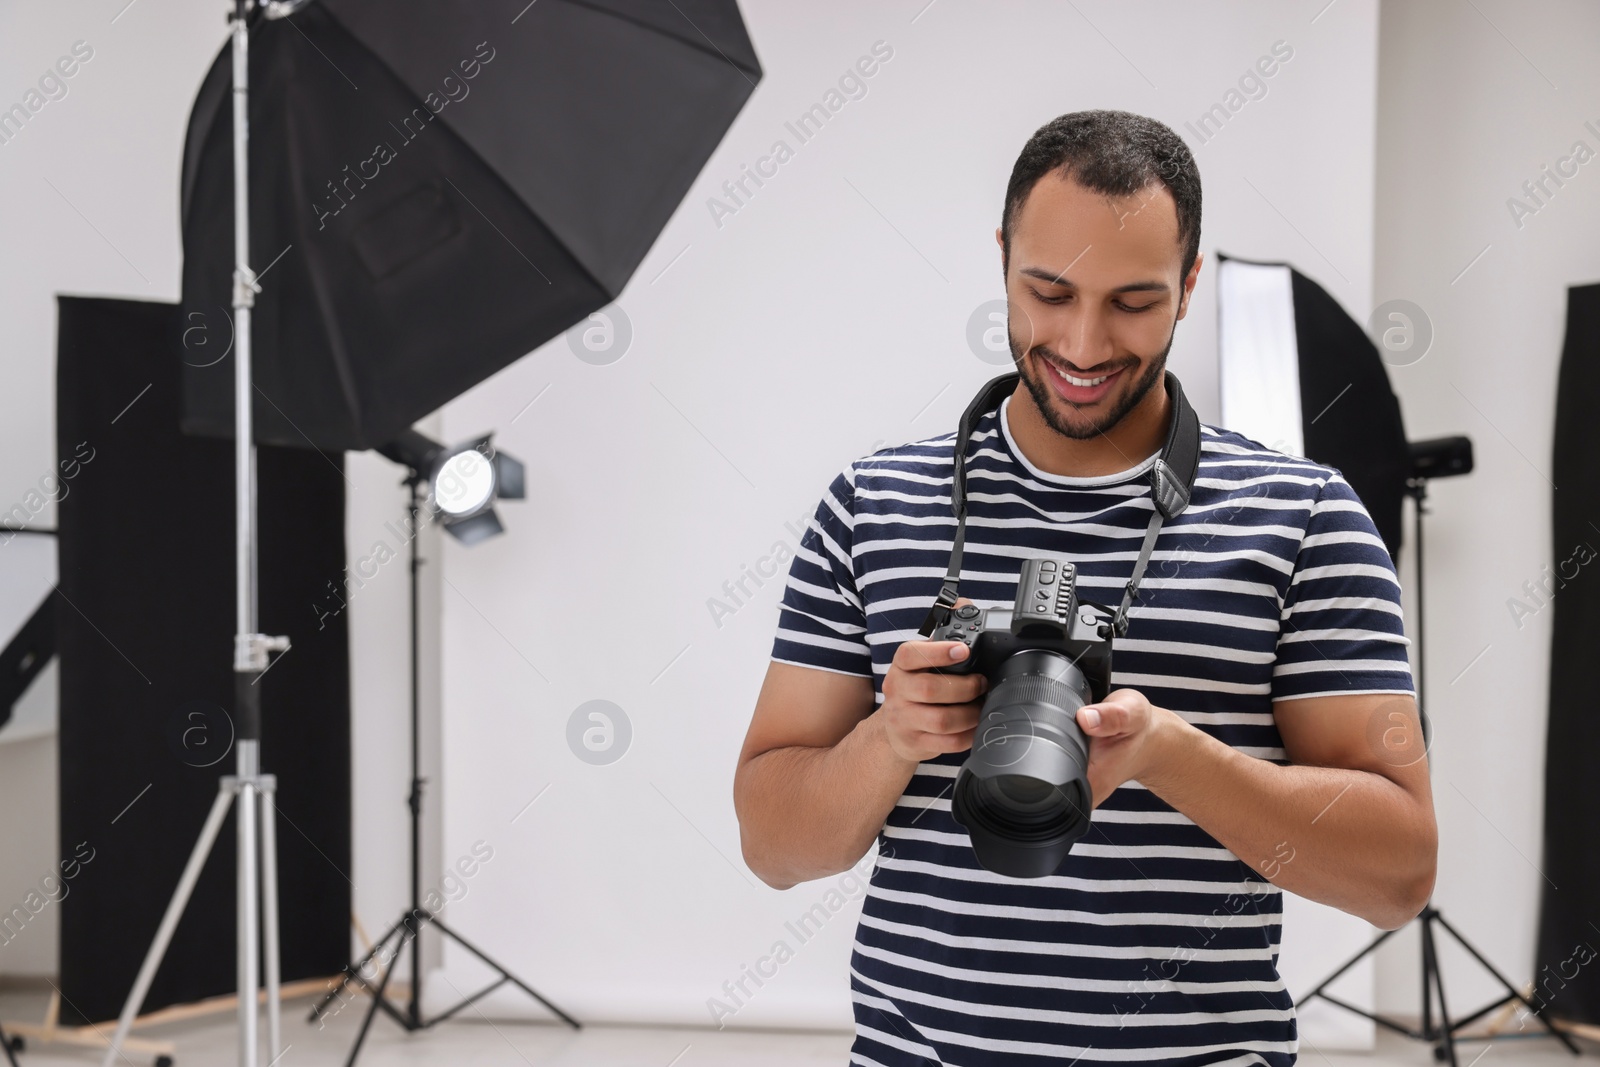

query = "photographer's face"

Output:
[[998, 172, 1197, 441]]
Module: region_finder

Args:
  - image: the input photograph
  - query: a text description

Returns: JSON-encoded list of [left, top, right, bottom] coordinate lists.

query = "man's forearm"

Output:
[[1138, 709, 1436, 930], [735, 713, 917, 890]]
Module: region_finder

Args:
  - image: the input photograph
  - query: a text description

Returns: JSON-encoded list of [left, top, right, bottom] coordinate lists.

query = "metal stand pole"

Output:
[[227, 2, 288, 1060], [261, 779, 283, 1061], [408, 476, 424, 1029], [307, 477, 578, 1064], [100, 4, 290, 1065], [1296, 477, 1580, 1062]]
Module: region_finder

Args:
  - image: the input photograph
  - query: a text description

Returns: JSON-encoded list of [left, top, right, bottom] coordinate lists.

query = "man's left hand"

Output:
[[1075, 689, 1186, 808]]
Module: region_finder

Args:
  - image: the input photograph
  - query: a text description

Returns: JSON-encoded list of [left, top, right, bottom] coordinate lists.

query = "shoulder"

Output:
[[802, 428, 964, 532], [1197, 426, 1390, 575], [1197, 424, 1347, 500], [840, 426, 963, 495]]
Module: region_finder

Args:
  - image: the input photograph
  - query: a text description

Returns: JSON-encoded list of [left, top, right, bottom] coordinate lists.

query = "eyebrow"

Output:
[[1018, 266, 1170, 294]]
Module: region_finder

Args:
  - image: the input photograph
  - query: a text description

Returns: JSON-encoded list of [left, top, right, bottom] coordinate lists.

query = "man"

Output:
[[733, 109, 1437, 1066]]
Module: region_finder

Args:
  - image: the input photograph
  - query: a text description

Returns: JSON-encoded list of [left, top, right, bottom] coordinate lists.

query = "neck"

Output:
[[1006, 375, 1172, 478]]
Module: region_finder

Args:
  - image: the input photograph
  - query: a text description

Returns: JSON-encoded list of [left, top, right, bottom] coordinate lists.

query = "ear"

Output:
[[1177, 250, 1204, 320]]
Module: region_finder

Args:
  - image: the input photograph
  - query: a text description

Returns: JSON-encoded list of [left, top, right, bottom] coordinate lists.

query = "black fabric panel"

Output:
[[1290, 268, 1410, 560], [1535, 280, 1600, 1026], [55, 296, 350, 1024]]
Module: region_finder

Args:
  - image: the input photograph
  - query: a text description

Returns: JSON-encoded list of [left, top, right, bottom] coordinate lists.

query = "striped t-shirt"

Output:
[[769, 390, 1413, 1066]]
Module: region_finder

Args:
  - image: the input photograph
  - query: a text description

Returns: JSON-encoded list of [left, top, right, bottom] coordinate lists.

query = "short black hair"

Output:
[[1001, 109, 1201, 281]]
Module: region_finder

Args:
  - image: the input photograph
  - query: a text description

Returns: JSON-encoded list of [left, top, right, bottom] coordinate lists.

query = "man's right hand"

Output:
[[737, 598, 992, 887], [878, 598, 989, 765]]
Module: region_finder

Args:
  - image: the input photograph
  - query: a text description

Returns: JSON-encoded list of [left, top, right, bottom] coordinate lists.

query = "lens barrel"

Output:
[[952, 648, 1094, 878]]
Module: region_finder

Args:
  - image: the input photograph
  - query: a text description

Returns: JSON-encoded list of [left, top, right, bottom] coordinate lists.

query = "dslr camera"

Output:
[[925, 557, 1112, 878]]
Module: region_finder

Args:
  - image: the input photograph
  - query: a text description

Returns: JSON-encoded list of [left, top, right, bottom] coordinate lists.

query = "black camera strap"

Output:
[[916, 369, 1202, 639]]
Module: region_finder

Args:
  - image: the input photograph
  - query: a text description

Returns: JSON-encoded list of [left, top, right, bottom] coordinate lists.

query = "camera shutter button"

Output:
[[954, 605, 980, 620]]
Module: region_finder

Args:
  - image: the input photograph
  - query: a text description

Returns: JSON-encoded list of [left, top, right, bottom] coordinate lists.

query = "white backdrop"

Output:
[[431, 0, 1387, 1043], [17, 0, 1588, 1052], [1370, 0, 1600, 1025]]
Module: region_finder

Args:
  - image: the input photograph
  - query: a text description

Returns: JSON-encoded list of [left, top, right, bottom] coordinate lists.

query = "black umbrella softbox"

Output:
[[1217, 252, 1410, 558], [181, 0, 761, 451]]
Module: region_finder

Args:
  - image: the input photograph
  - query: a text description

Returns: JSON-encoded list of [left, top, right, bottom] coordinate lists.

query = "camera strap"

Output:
[[916, 369, 1202, 639]]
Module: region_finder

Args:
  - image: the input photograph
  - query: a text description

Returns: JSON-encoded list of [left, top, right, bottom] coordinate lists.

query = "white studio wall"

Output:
[[0, 1, 220, 982], [1371, 0, 1600, 1025], [433, 0, 1389, 1043], [17, 0, 1586, 1053], [0, 0, 429, 980]]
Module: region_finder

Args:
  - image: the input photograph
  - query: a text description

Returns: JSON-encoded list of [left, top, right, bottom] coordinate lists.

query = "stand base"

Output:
[[4, 992, 176, 1061], [100, 767, 282, 1067], [0, 1019, 20, 1067], [1299, 902, 1581, 1065], [309, 909, 578, 1067]]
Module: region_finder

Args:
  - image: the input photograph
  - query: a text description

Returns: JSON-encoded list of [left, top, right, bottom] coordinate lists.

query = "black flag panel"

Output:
[[1535, 280, 1600, 1026], [55, 296, 351, 1023]]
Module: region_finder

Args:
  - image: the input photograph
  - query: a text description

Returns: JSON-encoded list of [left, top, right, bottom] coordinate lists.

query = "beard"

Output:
[[1008, 313, 1178, 441]]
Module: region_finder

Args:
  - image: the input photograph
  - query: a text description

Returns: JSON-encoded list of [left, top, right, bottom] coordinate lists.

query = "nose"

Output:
[[1053, 301, 1116, 373]]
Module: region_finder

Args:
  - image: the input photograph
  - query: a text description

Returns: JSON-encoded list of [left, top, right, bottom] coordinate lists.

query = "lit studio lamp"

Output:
[[320, 428, 568, 1056], [381, 429, 526, 545]]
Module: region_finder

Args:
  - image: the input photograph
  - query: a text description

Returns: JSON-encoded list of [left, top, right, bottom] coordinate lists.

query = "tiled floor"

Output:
[[0, 988, 1589, 1066]]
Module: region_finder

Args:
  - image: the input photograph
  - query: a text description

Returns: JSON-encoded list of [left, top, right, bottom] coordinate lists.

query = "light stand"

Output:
[[100, 4, 290, 1066], [1297, 439, 1580, 1065], [307, 454, 576, 1067]]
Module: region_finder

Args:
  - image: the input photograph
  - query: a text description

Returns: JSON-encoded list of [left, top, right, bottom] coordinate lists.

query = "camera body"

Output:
[[924, 557, 1113, 878], [924, 557, 1113, 702]]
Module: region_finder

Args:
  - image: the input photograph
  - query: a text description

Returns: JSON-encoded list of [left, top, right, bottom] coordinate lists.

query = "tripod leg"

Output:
[[343, 922, 412, 1067], [1299, 926, 1400, 1002], [0, 1021, 19, 1067], [238, 780, 260, 1067], [1431, 912, 1583, 1055], [309, 916, 407, 1022], [261, 780, 282, 1066], [99, 784, 236, 1067], [1421, 910, 1434, 1041], [428, 917, 580, 1029], [1422, 917, 1459, 1067]]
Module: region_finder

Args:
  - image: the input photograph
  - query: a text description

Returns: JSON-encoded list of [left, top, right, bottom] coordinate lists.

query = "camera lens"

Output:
[[952, 648, 1094, 878], [994, 774, 1054, 808]]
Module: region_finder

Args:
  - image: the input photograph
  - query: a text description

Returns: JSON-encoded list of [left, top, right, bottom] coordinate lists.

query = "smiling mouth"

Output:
[[1037, 355, 1125, 402]]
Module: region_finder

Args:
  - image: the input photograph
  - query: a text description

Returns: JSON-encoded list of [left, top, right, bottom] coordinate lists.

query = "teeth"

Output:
[[1050, 363, 1109, 387]]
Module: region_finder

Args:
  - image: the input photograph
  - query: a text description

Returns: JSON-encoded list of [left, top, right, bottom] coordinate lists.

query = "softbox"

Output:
[[1216, 252, 1410, 558], [180, 0, 762, 451]]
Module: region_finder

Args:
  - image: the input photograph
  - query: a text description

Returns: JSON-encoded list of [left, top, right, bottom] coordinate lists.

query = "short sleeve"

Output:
[[1272, 473, 1414, 701], [769, 465, 874, 678]]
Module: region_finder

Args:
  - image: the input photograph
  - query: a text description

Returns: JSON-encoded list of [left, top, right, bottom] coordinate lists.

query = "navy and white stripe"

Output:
[[769, 393, 1413, 1066]]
